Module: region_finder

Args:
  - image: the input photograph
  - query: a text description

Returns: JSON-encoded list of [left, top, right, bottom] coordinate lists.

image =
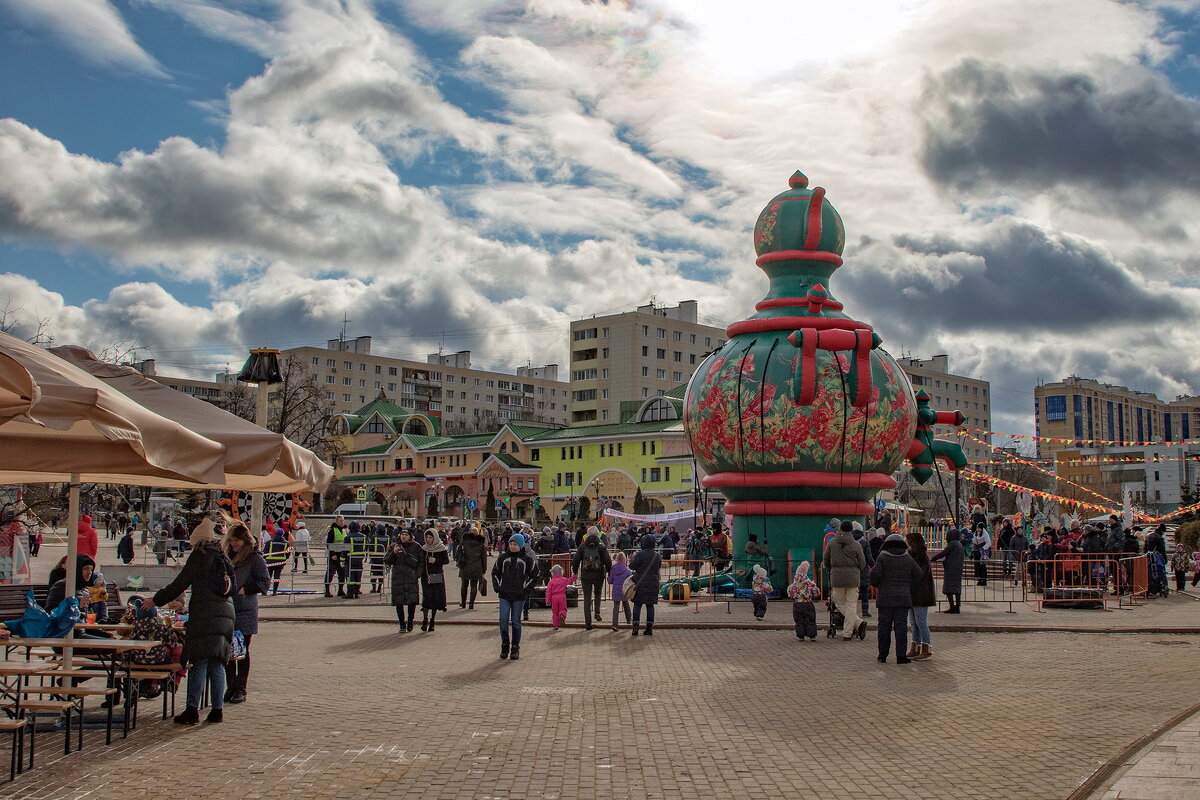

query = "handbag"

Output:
[[426, 573, 444, 585], [624, 554, 661, 602]]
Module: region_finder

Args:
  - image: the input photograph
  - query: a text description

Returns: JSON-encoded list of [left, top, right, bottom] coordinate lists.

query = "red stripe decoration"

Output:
[[803, 187, 826, 250], [703, 471, 896, 489], [755, 296, 843, 311], [727, 316, 872, 337], [755, 250, 843, 267], [853, 329, 872, 407], [725, 500, 874, 517]]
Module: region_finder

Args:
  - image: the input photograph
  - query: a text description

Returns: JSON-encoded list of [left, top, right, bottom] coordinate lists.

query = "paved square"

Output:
[[3, 619, 1198, 800]]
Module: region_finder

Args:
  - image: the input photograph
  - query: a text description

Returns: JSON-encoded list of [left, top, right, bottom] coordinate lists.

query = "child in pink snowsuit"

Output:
[[545, 565, 574, 629]]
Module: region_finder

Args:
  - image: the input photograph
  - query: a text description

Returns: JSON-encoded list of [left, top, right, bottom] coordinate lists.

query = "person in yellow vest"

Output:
[[325, 515, 350, 597], [263, 523, 292, 595], [345, 521, 367, 599]]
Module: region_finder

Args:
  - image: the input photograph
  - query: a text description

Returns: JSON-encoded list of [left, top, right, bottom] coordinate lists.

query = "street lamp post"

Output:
[[434, 479, 445, 515], [236, 348, 283, 538], [592, 478, 605, 522]]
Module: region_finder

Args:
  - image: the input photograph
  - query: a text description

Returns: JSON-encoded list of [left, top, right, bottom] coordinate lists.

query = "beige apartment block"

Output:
[[896, 354, 991, 463], [1034, 376, 1200, 460], [569, 300, 727, 425]]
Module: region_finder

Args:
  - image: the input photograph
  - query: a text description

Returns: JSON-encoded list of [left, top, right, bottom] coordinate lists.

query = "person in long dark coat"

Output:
[[628, 534, 662, 637], [930, 528, 965, 613], [456, 524, 489, 610], [224, 521, 269, 704], [869, 533, 924, 664], [144, 518, 235, 725], [419, 529, 450, 631], [385, 529, 423, 632]]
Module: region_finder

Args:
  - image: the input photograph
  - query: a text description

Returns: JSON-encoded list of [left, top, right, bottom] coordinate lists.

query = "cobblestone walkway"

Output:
[[4, 623, 1198, 799]]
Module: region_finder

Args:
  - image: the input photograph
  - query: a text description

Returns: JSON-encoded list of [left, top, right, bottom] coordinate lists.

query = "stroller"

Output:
[[825, 599, 844, 638], [1147, 551, 1169, 598]]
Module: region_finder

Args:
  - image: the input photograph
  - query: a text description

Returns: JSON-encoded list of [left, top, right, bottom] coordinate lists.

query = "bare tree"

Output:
[[0, 301, 53, 345]]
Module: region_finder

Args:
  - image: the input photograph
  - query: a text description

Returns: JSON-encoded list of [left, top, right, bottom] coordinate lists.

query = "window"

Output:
[[672, 372, 682, 382], [642, 325, 649, 336], [642, 367, 649, 377], [641, 388, 649, 397], [601, 369, 609, 379], [601, 389, 609, 399], [572, 369, 598, 381], [389, 367, 398, 376], [601, 348, 609, 359], [602, 327, 609, 337], [325, 375, 334, 384], [343, 377, 351, 386], [573, 389, 597, 401], [446, 406, 454, 413], [374, 365, 381, 374], [664, 466, 670, 481], [359, 396, 365, 403], [374, 381, 381, 389], [311, 357, 320, 366], [657, 348, 666, 359], [704, 337, 711, 347], [673, 351, 682, 362], [326, 359, 335, 367], [689, 334, 696, 344], [388, 383, 396, 391], [531, 449, 539, 461], [656, 328, 666, 339], [486, 395, 494, 402], [326, 392, 334, 401], [359, 379, 366, 387], [474, 378, 480, 386], [342, 393, 351, 401], [650, 468, 661, 482], [344, 361, 353, 369], [656, 369, 666, 379], [486, 380, 494, 388], [642, 346, 649, 357], [461, 376, 467, 384], [474, 393, 480, 401], [618, 443, 622, 456], [641, 468, 647, 482], [601, 410, 608, 420], [673, 331, 682, 341], [498, 380, 510, 390], [1045, 396, 1067, 422], [573, 328, 598, 341]]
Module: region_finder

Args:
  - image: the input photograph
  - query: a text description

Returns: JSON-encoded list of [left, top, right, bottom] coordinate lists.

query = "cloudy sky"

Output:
[[2, 0, 1198, 435]]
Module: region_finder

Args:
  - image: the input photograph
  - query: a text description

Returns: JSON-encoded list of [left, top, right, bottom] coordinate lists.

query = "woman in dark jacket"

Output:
[[571, 529, 612, 630], [930, 528, 965, 613], [419, 530, 450, 632], [385, 529, 423, 632], [628, 534, 662, 638], [143, 518, 235, 725], [869, 533, 924, 664], [905, 531, 936, 661], [491, 534, 537, 660], [223, 521, 269, 704], [456, 525, 489, 610]]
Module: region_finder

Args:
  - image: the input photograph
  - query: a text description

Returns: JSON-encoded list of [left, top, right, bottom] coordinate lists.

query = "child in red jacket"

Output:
[[545, 565, 574, 629]]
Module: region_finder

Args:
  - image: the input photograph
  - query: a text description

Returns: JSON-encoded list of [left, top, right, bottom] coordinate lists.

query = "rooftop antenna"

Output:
[[338, 312, 351, 349]]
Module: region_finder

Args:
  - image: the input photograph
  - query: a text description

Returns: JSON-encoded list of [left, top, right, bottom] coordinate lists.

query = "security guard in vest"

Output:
[[367, 523, 390, 593], [325, 515, 350, 597], [263, 524, 291, 595], [345, 521, 368, 598]]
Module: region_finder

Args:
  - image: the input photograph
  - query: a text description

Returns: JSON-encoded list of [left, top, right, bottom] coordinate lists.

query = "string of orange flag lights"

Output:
[[952, 429, 1199, 524]]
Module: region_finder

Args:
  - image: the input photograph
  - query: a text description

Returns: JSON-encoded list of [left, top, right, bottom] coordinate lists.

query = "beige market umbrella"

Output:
[[52, 346, 333, 495], [0, 332, 227, 662]]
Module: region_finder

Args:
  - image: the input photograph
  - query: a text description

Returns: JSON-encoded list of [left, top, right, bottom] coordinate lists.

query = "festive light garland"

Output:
[[959, 468, 1122, 516], [964, 428, 1196, 448], [957, 431, 1121, 506], [1140, 500, 1200, 525]]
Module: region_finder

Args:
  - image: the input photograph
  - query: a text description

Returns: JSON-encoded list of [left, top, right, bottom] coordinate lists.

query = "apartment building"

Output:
[[896, 354, 991, 462], [1054, 443, 1200, 515], [1033, 376, 1200, 460], [136, 336, 570, 434], [282, 337, 568, 433], [568, 300, 727, 425]]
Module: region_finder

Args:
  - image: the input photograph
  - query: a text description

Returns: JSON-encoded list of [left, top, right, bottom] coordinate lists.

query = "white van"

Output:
[[334, 502, 383, 517]]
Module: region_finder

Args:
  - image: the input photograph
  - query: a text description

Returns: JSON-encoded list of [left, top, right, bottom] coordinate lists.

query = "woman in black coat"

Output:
[[628, 534, 662, 638], [385, 529, 423, 632], [143, 518, 235, 725], [419, 529, 450, 631], [224, 522, 269, 704], [456, 525, 489, 610], [930, 528, 965, 613], [869, 533, 924, 664]]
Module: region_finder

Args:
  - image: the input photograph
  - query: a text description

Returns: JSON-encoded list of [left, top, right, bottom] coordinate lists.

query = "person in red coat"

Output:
[[77, 513, 99, 560]]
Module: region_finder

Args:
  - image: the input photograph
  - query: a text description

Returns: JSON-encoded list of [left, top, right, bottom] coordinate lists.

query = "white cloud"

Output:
[[0, 0, 166, 78]]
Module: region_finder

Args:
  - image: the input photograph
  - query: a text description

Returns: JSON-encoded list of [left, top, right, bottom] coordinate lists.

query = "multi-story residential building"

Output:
[[568, 300, 727, 425], [1033, 376, 1200, 460], [134, 360, 250, 407], [1054, 443, 1200, 515], [333, 387, 699, 522], [896, 354, 991, 462], [284, 336, 568, 432]]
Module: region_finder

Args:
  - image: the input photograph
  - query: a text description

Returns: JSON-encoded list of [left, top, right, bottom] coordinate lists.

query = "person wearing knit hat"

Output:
[[869, 533, 924, 664], [750, 564, 772, 620], [628, 534, 663, 637], [490, 530, 538, 660], [787, 561, 821, 640]]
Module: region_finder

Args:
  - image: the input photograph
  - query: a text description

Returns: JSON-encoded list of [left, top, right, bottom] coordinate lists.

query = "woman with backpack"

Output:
[[571, 528, 612, 630], [142, 517, 236, 725]]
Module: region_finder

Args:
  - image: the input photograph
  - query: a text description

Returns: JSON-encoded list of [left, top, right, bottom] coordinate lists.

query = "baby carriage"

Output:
[[825, 600, 845, 638], [1147, 551, 1169, 598]]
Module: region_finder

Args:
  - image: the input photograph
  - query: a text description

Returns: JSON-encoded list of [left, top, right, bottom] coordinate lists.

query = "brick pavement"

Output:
[[3, 622, 1199, 799]]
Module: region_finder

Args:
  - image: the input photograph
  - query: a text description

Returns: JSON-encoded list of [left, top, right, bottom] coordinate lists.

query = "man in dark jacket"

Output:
[[869, 533, 924, 664], [571, 529, 612, 630], [1144, 525, 1168, 560], [852, 525, 876, 619], [491, 534, 537, 660], [822, 521, 867, 640], [553, 525, 571, 554]]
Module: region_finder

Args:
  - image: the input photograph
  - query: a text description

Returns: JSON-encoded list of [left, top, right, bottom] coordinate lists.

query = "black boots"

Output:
[[631, 623, 640, 637], [206, 708, 223, 723], [644, 624, 653, 637], [509, 645, 520, 661], [500, 644, 510, 660], [174, 706, 199, 725]]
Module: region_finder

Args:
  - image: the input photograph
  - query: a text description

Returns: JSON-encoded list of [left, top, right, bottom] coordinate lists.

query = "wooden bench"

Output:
[[0, 718, 28, 781], [0, 583, 122, 622]]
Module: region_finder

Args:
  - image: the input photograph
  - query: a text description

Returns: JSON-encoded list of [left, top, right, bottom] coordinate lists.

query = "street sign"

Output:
[[495, 500, 503, 509], [532, 497, 540, 508], [356, 487, 368, 502], [467, 498, 478, 511], [875, 498, 886, 510]]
